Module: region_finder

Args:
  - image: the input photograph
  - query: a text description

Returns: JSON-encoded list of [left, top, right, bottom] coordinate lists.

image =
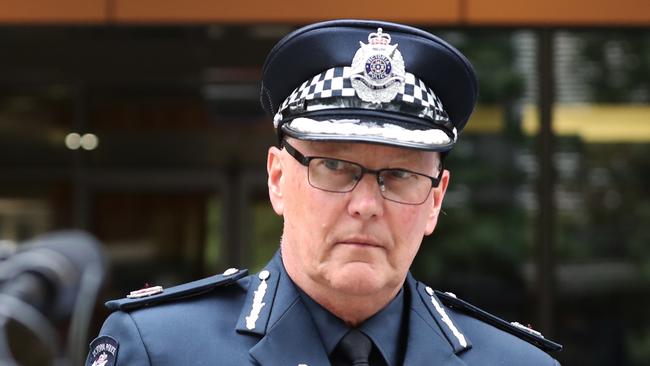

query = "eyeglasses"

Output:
[[283, 140, 443, 205]]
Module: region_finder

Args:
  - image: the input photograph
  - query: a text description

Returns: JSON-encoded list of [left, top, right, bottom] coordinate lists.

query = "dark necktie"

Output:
[[332, 329, 373, 366]]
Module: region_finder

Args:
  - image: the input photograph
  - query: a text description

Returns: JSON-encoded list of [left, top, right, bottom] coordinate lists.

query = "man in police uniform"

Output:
[[87, 20, 562, 366]]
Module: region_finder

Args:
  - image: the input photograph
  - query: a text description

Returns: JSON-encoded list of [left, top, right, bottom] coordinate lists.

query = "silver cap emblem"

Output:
[[350, 28, 406, 103]]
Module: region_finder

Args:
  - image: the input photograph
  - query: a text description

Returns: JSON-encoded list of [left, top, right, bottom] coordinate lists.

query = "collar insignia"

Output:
[[245, 270, 271, 330], [350, 28, 406, 104]]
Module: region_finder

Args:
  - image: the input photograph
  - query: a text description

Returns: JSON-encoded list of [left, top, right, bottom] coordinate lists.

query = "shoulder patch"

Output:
[[86, 336, 118, 366], [106, 268, 248, 311], [435, 290, 563, 352]]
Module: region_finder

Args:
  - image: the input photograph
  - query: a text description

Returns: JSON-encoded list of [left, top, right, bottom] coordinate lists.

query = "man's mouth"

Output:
[[337, 236, 383, 248]]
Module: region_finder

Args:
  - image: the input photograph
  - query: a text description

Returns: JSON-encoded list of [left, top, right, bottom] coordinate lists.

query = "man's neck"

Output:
[[313, 288, 401, 327], [286, 270, 403, 327]]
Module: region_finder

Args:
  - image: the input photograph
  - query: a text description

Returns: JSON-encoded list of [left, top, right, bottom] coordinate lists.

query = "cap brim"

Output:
[[281, 116, 456, 152]]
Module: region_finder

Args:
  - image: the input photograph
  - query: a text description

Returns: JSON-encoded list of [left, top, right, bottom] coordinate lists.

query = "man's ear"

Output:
[[267, 146, 285, 216], [424, 169, 450, 235]]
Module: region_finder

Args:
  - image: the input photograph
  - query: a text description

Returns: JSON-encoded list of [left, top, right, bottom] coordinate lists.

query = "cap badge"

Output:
[[350, 28, 406, 104]]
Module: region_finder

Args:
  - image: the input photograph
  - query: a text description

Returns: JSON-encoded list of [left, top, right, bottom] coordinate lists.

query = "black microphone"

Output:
[[0, 230, 105, 319]]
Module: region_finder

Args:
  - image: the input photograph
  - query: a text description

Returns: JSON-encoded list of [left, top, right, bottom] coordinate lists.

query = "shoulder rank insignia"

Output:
[[435, 290, 563, 352], [127, 285, 163, 299], [106, 268, 248, 311]]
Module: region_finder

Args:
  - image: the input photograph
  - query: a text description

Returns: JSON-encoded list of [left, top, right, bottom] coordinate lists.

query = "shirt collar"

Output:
[[297, 285, 406, 366], [360, 288, 406, 366], [297, 289, 349, 354]]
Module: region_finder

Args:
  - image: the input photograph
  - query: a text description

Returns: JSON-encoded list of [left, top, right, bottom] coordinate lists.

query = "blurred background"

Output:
[[0, 0, 648, 365]]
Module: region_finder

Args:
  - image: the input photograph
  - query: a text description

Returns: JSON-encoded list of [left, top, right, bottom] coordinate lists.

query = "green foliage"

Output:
[[250, 201, 283, 272], [627, 327, 650, 366], [411, 30, 534, 285], [203, 195, 222, 271], [439, 30, 525, 103], [578, 31, 650, 103]]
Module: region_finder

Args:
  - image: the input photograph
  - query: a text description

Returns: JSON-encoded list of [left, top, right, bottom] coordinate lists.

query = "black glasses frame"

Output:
[[282, 140, 443, 205]]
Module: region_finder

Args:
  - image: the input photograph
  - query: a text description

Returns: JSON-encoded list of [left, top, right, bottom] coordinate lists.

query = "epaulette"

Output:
[[106, 268, 248, 311], [435, 290, 563, 352]]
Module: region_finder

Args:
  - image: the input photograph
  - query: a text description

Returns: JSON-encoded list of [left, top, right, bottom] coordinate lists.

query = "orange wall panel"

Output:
[[0, 0, 106, 23], [465, 0, 650, 25], [112, 0, 460, 24], [1, 0, 648, 25]]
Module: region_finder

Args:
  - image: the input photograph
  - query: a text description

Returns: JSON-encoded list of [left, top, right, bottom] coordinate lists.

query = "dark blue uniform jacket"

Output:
[[88, 252, 561, 365]]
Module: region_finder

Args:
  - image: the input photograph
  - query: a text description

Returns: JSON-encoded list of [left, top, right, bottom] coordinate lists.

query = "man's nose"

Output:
[[347, 173, 385, 219]]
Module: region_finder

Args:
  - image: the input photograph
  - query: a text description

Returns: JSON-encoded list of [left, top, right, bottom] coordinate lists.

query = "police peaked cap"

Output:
[[260, 19, 478, 151]]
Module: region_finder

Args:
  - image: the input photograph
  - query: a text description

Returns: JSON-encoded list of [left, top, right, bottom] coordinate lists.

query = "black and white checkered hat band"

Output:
[[273, 66, 449, 128]]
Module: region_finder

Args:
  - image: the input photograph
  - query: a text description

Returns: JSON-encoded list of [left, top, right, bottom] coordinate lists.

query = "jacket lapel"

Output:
[[238, 252, 329, 366], [403, 275, 469, 366], [249, 297, 329, 366]]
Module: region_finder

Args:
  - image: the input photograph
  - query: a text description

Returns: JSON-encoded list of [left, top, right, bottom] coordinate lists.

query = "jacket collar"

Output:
[[403, 273, 470, 365], [235, 252, 470, 366], [236, 252, 330, 366]]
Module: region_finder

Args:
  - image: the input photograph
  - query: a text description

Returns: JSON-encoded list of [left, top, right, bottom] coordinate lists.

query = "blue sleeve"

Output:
[[86, 311, 152, 366]]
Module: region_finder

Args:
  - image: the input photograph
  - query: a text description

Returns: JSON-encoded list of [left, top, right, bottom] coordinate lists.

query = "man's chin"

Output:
[[325, 262, 393, 296]]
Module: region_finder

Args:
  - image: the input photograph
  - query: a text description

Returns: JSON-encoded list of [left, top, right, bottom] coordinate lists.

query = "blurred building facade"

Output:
[[0, 1, 648, 365]]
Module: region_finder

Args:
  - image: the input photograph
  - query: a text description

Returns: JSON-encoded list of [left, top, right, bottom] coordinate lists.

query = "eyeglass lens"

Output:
[[307, 158, 434, 205]]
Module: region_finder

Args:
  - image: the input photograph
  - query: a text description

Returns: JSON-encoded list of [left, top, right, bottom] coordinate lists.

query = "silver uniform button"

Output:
[[426, 286, 434, 296], [445, 292, 457, 298], [223, 268, 239, 276], [258, 270, 270, 280]]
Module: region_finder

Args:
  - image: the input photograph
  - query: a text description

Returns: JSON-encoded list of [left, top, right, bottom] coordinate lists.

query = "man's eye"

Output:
[[322, 159, 347, 171], [386, 169, 415, 180]]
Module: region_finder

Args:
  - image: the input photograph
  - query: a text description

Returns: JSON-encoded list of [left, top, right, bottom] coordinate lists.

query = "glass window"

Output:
[[413, 29, 541, 324], [547, 30, 649, 366], [0, 87, 76, 169]]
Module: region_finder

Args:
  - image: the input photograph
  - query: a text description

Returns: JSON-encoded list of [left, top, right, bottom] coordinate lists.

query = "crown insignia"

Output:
[[368, 28, 391, 45]]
